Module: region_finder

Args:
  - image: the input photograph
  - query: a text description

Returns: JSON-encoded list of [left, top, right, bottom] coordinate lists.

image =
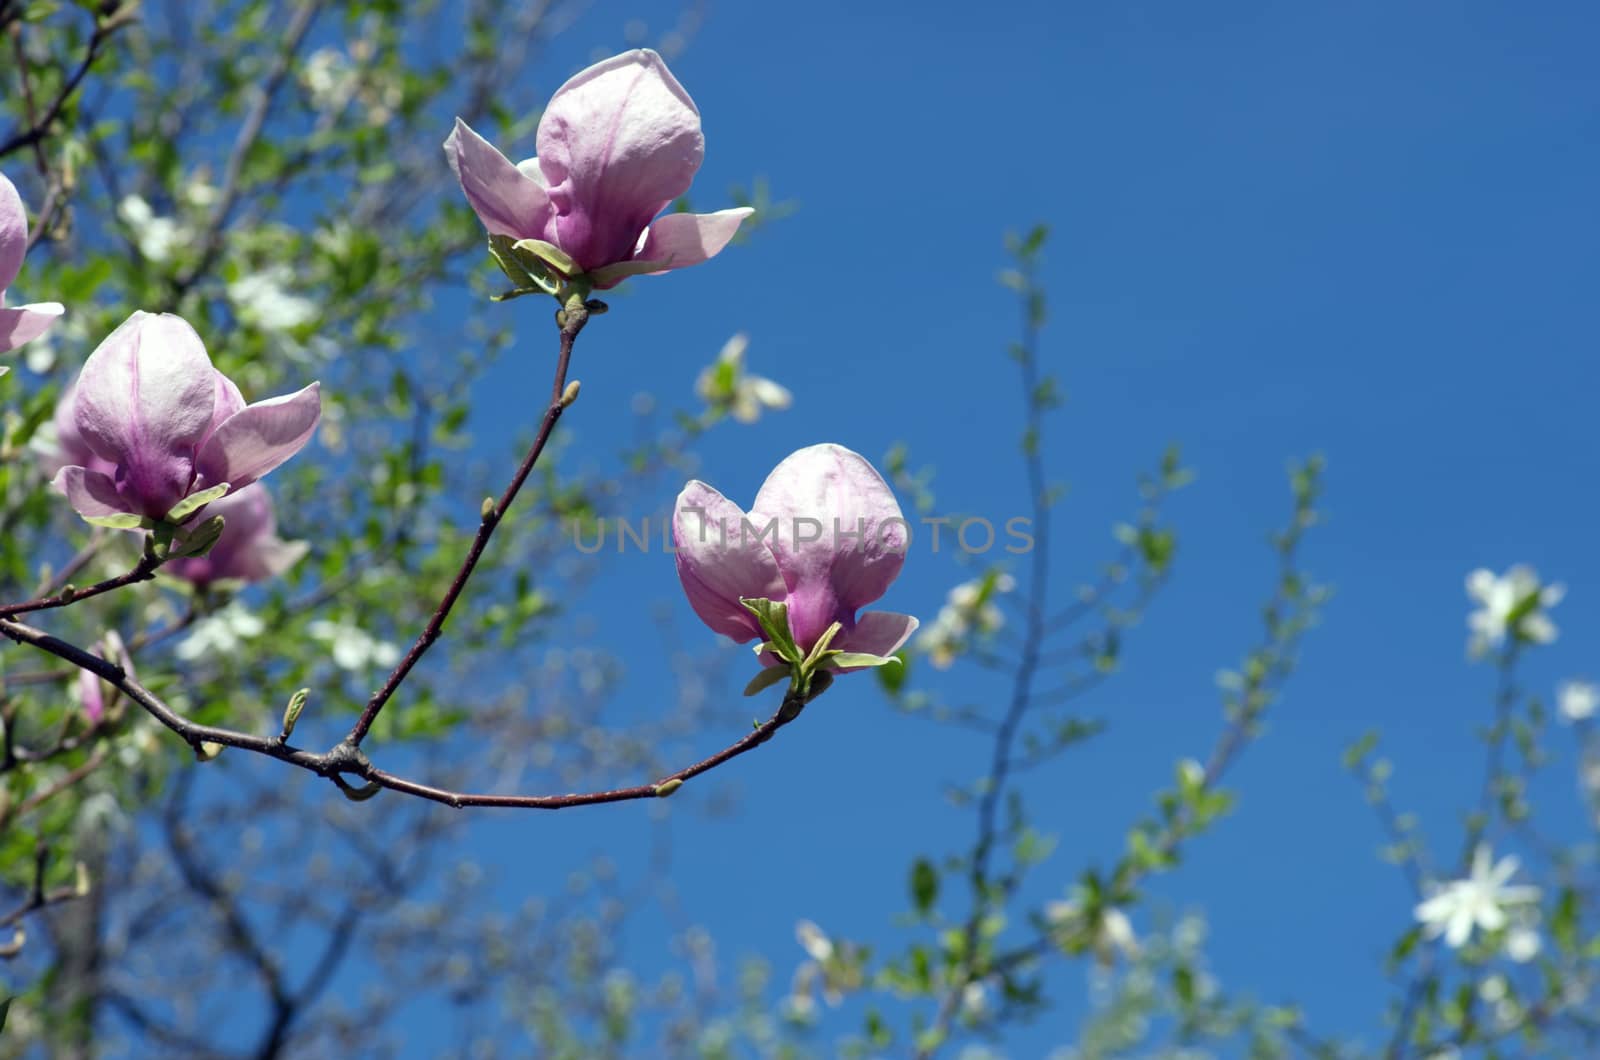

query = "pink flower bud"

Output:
[[673, 444, 918, 670], [52, 311, 320, 525], [444, 50, 752, 288]]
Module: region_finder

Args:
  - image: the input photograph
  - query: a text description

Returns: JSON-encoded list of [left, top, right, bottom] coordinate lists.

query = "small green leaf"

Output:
[[171, 514, 226, 557], [166, 482, 230, 523], [742, 666, 790, 697], [82, 512, 150, 530], [911, 858, 939, 914], [829, 652, 898, 671]]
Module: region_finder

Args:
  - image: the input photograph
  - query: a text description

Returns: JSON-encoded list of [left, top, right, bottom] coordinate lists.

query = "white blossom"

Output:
[[1466, 565, 1564, 657], [794, 919, 833, 963], [1414, 845, 1541, 948], [1558, 679, 1599, 722], [917, 573, 1016, 669], [116, 195, 185, 263], [229, 265, 318, 331], [176, 602, 266, 661], [308, 619, 401, 672], [695, 333, 791, 424]]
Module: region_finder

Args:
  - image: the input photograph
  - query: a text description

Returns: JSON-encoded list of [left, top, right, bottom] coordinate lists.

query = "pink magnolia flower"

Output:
[[166, 484, 309, 586], [673, 444, 918, 668], [1, 171, 63, 355], [445, 49, 752, 289], [53, 311, 321, 525]]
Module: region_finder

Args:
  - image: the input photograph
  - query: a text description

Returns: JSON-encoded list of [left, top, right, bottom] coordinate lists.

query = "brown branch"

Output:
[[0, 613, 826, 812], [343, 298, 589, 748], [0, 4, 131, 160], [168, 0, 323, 299], [0, 842, 85, 957], [0, 546, 163, 618]]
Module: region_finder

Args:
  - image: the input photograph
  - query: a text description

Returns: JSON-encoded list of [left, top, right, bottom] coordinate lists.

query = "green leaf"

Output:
[[82, 512, 150, 530], [828, 651, 899, 671], [910, 858, 939, 914], [742, 666, 790, 697], [171, 515, 226, 558], [165, 482, 231, 524]]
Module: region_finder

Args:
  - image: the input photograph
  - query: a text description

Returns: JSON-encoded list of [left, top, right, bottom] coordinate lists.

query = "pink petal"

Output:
[[589, 208, 754, 288], [53, 466, 132, 519], [210, 369, 246, 428], [0, 301, 63, 353], [537, 49, 704, 270], [74, 312, 216, 518], [0, 172, 27, 290], [673, 479, 784, 643], [749, 444, 910, 617], [834, 612, 919, 668], [638, 208, 753, 270], [444, 119, 554, 241], [196, 382, 321, 491]]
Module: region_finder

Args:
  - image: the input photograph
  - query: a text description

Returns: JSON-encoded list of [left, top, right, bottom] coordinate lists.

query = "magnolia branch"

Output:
[[344, 297, 589, 748], [0, 612, 824, 811], [0, 3, 134, 161]]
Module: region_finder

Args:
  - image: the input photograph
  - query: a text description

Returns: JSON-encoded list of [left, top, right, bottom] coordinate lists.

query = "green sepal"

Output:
[[487, 233, 560, 296], [511, 238, 579, 278], [166, 482, 230, 524], [740, 597, 801, 665], [170, 515, 226, 558], [82, 512, 151, 530], [826, 651, 900, 671], [802, 621, 845, 670], [742, 666, 790, 697]]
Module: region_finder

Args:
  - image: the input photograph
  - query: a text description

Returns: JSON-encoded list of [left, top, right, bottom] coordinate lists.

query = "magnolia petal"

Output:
[[673, 479, 783, 643], [0, 301, 63, 353], [537, 49, 704, 270], [835, 612, 919, 667], [515, 157, 549, 188], [445, 118, 554, 241], [0, 171, 27, 289], [74, 312, 217, 518], [750, 443, 910, 618], [54, 465, 132, 520], [210, 368, 246, 427], [196, 382, 321, 491], [637, 208, 753, 271]]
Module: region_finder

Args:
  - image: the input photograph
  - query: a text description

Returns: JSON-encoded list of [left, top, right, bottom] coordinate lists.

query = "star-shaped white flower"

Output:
[[1465, 565, 1564, 657], [1414, 845, 1541, 948]]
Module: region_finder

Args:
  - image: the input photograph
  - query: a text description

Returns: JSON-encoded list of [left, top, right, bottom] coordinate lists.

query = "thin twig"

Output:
[[344, 299, 589, 748]]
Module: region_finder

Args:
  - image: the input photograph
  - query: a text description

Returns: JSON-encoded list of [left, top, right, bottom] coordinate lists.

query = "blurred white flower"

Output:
[[302, 47, 357, 111], [917, 573, 1015, 669], [1414, 845, 1541, 948], [117, 195, 185, 263], [1466, 565, 1564, 657], [1505, 925, 1541, 963], [695, 333, 791, 424], [229, 265, 318, 331], [176, 602, 267, 661], [1558, 679, 1599, 722], [959, 980, 991, 1021], [308, 619, 401, 672], [794, 919, 833, 962]]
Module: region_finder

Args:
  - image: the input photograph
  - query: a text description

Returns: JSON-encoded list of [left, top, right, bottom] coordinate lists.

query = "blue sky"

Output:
[[385, 0, 1600, 1050]]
